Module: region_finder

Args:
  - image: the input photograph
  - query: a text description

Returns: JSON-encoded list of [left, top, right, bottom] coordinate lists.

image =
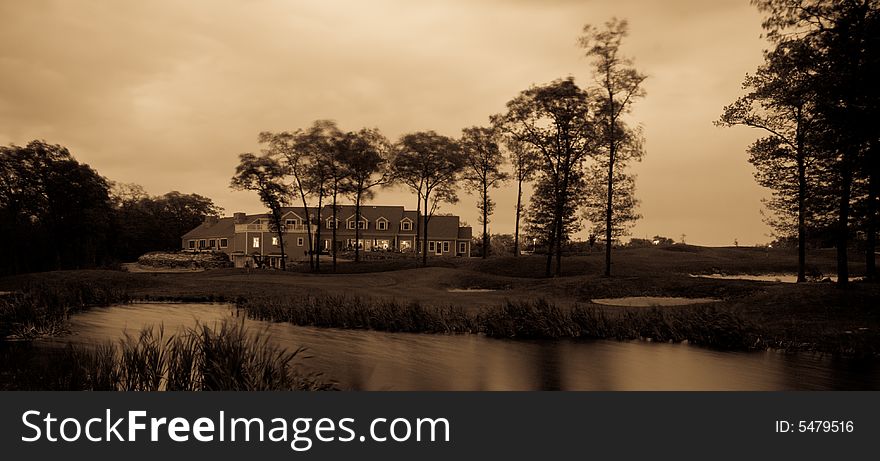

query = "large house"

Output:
[[181, 204, 473, 268]]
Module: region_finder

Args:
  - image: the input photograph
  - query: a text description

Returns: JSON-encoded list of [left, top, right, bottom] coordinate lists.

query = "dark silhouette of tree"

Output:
[[0, 140, 113, 274], [461, 126, 508, 258], [503, 138, 541, 257], [392, 132, 465, 266], [752, 0, 880, 286], [339, 128, 392, 263], [230, 153, 289, 270], [493, 78, 593, 277], [579, 18, 647, 277], [718, 39, 822, 283], [259, 130, 316, 270]]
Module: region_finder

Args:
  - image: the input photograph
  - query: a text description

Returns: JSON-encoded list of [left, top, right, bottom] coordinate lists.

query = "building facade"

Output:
[[181, 205, 472, 268]]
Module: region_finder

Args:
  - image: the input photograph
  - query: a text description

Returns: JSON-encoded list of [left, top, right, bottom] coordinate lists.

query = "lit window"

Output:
[[252, 237, 260, 248], [220, 238, 228, 248], [272, 237, 279, 246], [297, 237, 304, 246]]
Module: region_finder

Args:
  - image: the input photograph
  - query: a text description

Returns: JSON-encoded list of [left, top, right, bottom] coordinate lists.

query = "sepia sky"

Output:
[[0, 0, 772, 246]]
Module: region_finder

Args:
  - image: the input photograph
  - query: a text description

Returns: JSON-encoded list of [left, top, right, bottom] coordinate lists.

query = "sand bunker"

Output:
[[691, 273, 798, 283], [591, 296, 720, 307], [446, 288, 497, 293]]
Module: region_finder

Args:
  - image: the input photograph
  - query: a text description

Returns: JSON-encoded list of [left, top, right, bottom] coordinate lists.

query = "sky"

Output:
[[0, 0, 773, 246]]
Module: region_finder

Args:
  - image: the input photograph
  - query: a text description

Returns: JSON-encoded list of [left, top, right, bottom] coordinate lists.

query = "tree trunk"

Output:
[[866, 149, 877, 282], [275, 210, 286, 271], [482, 183, 489, 259], [796, 129, 807, 283], [355, 191, 362, 263], [332, 191, 338, 273], [297, 186, 314, 271], [837, 150, 853, 288], [422, 193, 430, 267], [605, 138, 615, 278], [315, 195, 323, 273], [514, 176, 523, 257], [415, 187, 422, 257]]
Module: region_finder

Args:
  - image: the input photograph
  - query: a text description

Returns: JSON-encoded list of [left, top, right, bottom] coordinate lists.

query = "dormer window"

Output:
[[347, 216, 368, 229], [327, 218, 339, 229], [358, 221, 367, 229], [285, 219, 298, 228], [377, 218, 388, 231], [401, 218, 413, 231]]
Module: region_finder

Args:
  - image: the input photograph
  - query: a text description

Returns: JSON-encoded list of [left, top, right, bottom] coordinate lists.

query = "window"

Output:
[[324, 239, 331, 250], [347, 221, 356, 230], [459, 242, 466, 254], [199, 239, 206, 249], [209, 239, 216, 248], [252, 237, 260, 248], [188, 240, 195, 249], [286, 219, 298, 228], [377, 219, 388, 230], [358, 220, 367, 229], [428, 241, 436, 252], [400, 240, 411, 250], [327, 219, 337, 229], [220, 238, 228, 248], [443, 241, 450, 253], [297, 237, 304, 246], [272, 237, 279, 246], [401, 220, 412, 231]]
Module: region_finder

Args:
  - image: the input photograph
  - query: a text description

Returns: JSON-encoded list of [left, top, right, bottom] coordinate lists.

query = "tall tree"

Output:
[[718, 38, 820, 282], [503, 138, 542, 257], [579, 18, 647, 277], [753, 0, 880, 286], [259, 130, 316, 270], [393, 132, 465, 266], [296, 120, 343, 272], [230, 153, 289, 270], [493, 78, 593, 276], [460, 126, 509, 258], [339, 128, 392, 262]]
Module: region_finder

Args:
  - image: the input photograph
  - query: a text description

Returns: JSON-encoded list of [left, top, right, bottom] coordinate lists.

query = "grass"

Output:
[[0, 320, 333, 391]]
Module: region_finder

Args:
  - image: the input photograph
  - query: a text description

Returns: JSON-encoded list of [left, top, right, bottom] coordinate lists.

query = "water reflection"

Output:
[[46, 303, 880, 391]]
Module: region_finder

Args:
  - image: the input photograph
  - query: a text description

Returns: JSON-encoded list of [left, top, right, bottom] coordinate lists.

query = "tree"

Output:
[[230, 153, 289, 270], [0, 140, 113, 274], [493, 78, 593, 276], [752, 0, 880, 286], [339, 128, 392, 262], [579, 18, 647, 277], [392, 132, 465, 266], [259, 130, 316, 270], [296, 120, 344, 273], [503, 138, 542, 257], [717, 38, 821, 283], [460, 126, 508, 258], [581, 164, 641, 241]]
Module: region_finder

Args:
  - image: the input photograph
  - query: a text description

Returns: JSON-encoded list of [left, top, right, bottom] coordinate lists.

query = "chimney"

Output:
[[233, 212, 247, 224]]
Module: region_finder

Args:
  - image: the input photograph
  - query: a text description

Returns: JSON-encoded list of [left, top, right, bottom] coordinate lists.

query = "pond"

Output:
[[43, 303, 880, 391]]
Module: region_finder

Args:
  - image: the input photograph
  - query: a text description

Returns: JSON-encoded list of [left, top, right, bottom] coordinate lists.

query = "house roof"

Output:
[[181, 217, 235, 240]]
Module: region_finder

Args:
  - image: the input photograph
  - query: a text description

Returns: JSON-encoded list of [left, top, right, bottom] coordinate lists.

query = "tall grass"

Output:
[[0, 321, 333, 391]]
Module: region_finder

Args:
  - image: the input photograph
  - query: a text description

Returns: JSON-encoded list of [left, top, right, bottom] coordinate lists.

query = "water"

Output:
[[44, 303, 880, 391]]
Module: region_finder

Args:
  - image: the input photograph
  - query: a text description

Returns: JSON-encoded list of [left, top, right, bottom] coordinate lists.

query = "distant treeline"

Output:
[[0, 140, 220, 275]]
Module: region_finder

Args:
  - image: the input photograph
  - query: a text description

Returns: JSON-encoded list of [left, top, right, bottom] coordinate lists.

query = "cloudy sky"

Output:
[[0, 0, 771, 246]]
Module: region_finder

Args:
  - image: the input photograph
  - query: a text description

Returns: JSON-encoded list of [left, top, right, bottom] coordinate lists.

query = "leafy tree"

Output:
[[579, 18, 647, 277], [581, 164, 641, 241], [718, 38, 821, 282], [493, 78, 593, 276], [339, 128, 392, 262], [503, 138, 542, 257], [392, 132, 465, 266], [460, 126, 508, 258], [230, 153, 289, 270], [0, 140, 113, 274]]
